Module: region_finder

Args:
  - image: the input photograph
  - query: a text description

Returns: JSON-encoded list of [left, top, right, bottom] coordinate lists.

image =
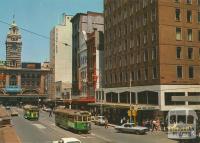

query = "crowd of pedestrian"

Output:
[[142, 119, 167, 132]]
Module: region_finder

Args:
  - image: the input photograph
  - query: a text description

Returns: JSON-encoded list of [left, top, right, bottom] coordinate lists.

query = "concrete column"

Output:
[[160, 91, 165, 110], [118, 92, 120, 103], [40, 74, 45, 94], [6, 74, 9, 87], [17, 74, 21, 87], [135, 92, 138, 105], [185, 92, 188, 105]]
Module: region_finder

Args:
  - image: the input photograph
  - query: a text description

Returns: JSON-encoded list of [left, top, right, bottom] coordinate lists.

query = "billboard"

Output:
[[22, 62, 41, 69]]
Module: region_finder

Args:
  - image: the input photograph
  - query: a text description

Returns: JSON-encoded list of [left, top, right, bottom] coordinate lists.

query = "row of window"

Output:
[[105, 48, 157, 70], [105, 67, 158, 84], [21, 74, 40, 78], [177, 65, 194, 79], [175, 0, 200, 5], [175, 8, 200, 23], [176, 28, 200, 41], [176, 47, 200, 59]]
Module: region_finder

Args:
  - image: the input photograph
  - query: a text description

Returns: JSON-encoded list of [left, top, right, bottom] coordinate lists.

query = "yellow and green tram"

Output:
[[23, 105, 39, 120], [54, 109, 91, 133]]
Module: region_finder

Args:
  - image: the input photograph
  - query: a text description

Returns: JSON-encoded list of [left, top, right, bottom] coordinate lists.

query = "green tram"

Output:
[[54, 109, 91, 133], [23, 105, 39, 120]]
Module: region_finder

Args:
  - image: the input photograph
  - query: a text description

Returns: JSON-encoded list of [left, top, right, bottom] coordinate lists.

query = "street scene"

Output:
[[1, 0, 200, 143]]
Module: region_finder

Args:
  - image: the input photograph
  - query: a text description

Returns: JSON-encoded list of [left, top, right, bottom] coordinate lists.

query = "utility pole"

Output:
[[129, 72, 132, 124]]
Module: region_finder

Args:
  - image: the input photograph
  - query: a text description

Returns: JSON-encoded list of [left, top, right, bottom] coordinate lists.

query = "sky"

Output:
[[0, 0, 103, 62]]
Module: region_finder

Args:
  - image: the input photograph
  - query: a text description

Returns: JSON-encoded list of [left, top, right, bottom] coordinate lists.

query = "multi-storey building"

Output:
[[0, 20, 50, 105], [102, 0, 200, 122], [87, 29, 104, 97], [50, 13, 72, 99], [71, 11, 104, 98]]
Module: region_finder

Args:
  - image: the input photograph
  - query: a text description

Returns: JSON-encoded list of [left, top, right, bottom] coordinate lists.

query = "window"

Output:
[[137, 69, 141, 80], [176, 47, 182, 59], [144, 68, 148, 80], [152, 66, 157, 79], [198, 11, 200, 23], [198, 30, 200, 41], [189, 66, 194, 79], [144, 31, 147, 44], [187, 29, 192, 41], [198, 0, 200, 5], [176, 28, 182, 40], [199, 48, 200, 59], [152, 26, 156, 41], [186, 0, 192, 4], [175, 0, 180, 2], [151, 8, 156, 22], [144, 49, 148, 62], [177, 66, 183, 78], [187, 10, 192, 22], [188, 47, 193, 59], [175, 9, 181, 21], [152, 48, 157, 60], [143, 12, 147, 26]]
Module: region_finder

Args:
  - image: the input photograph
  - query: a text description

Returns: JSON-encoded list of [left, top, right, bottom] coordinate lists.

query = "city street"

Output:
[[11, 107, 178, 143]]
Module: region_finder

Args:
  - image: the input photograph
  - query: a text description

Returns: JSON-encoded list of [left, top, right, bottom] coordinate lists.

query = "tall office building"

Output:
[[50, 13, 72, 99], [71, 11, 104, 97], [102, 0, 200, 118]]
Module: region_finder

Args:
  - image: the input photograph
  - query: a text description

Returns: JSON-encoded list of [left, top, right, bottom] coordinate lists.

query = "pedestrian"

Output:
[[120, 118, 123, 125], [49, 108, 52, 117], [105, 118, 108, 128]]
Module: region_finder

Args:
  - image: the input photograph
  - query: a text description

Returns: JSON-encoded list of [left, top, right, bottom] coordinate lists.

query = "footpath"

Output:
[[0, 107, 21, 143]]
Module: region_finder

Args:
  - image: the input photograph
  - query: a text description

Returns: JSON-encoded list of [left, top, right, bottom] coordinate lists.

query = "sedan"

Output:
[[53, 137, 81, 143], [115, 123, 148, 135]]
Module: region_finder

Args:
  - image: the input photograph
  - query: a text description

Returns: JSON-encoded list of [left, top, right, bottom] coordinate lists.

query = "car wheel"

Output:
[[135, 131, 141, 135]]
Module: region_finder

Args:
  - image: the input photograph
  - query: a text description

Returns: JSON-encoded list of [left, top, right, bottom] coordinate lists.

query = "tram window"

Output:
[[83, 116, 87, 121], [170, 115, 176, 124], [187, 115, 194, 124], [177, 115, 186, 124], [87, 116, 91, 121], [78, 116, 82, 121]]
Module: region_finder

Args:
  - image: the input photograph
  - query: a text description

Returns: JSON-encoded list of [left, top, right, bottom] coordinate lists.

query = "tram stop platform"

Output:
[[0, 106, 21, 143]]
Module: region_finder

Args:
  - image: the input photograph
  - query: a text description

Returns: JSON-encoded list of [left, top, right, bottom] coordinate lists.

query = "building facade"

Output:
[[102, 0, 200, 117], [50, 13, 72, 99], [0, 21, 50, 105], [87, 30, 104, 97], [71, 11, 104, 97]]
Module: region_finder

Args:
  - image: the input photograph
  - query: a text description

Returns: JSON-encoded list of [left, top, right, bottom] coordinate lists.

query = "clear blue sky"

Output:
[[0, 0, 103, 62]]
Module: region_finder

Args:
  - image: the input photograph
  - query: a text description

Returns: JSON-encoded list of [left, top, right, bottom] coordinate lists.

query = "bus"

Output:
[[23, 105, 39, 120], [167, 108, 198, 140], [54, 108, 91, 133]]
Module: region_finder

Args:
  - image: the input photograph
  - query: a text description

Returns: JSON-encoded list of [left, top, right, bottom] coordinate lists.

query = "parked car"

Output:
[[53, 137, 81, 143], [115, 123, 148, 135], [5, 106, 11, 110], [10, 110, 18, 116], [42, 107, 51, 112], [94, 116, 105, 125]]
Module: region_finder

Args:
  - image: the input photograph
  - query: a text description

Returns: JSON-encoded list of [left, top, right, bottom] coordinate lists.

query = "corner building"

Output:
[[102, 0, 200, 122]]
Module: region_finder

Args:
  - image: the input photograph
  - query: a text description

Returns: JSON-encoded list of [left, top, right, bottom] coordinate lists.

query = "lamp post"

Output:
[[129, 72, 132, 124]]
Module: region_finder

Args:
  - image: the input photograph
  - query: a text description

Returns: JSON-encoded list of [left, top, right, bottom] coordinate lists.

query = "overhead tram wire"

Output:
[[0, 19, 71, 46]]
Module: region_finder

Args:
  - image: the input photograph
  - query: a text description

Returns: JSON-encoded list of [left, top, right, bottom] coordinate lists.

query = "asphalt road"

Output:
[[11, 107, 178, 143]]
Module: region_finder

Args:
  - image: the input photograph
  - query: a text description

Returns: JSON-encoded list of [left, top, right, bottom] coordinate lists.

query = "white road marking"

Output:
[[32, 123, 46, 129]]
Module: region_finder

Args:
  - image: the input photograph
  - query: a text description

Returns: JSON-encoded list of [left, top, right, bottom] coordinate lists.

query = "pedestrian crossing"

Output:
[[32, 123, 46, 129]]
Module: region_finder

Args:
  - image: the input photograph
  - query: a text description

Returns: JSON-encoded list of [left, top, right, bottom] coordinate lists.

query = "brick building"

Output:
[[101, 0, 200, 123]]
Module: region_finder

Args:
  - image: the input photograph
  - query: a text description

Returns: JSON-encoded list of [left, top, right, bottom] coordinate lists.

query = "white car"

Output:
[[53, 137, 81, 143], [115, 123, 148, 135], [94, 116, 105, 125]]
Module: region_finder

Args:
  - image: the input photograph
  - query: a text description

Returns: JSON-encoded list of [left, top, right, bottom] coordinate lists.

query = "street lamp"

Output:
[[129, 72, 132, 124]]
